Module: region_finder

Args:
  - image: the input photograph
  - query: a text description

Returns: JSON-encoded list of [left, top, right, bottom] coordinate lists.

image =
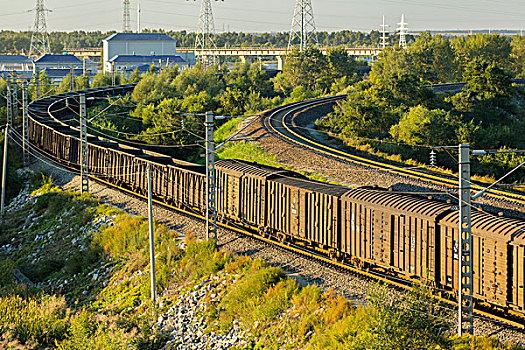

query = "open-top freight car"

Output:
[[27, 87, 525, 323]]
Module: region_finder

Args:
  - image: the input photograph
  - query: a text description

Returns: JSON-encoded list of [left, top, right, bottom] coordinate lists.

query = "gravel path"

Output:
[[27, 153, 525, 346]]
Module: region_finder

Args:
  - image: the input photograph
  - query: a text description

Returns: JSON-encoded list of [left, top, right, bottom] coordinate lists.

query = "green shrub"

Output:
[[0, 295, 70, 347], [0, 259, 15, 287], [220, 259, 285, 329], [65, 245, 103, 275], [23, 257, 65, 282], [93, 214, 150, 258], [56, 309, 133, 350], [178, 238, 233, 282]]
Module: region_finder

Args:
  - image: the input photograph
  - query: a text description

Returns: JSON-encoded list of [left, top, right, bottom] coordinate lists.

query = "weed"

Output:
[[65, 245, 103, 275]]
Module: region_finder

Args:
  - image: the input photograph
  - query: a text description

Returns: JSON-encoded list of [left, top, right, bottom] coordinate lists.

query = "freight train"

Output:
[[26, 86, 525, 316]]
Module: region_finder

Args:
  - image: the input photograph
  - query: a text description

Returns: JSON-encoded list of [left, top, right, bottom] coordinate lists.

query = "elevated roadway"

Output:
[[177, 47, 383, 69]]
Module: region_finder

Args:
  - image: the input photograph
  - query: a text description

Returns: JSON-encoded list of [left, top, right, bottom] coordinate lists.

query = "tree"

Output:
[[511, 35, 525, 78], [29, 71, 53, 100], [220, 87, 246, 116], [409, 32, 458, 83], [273, 47, 329, 93], [453, 34, 512, 76], [126, 68, 142, 84], [326, 46, 357, 82], [75, 73, 91, 90], [56, 74, 74, 94], [390, 106, 461, 146], [463, 59, 513, 100], [92, 72, 116, 88]]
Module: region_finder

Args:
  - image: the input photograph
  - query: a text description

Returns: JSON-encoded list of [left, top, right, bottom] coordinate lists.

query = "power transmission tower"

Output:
[[29, 0, 52, 57], [380, 15, 389, 49], [137, 2, 141, 33], [194, 0, 222, 67], [288, 0, 318, 51], [397, 13, 408, 49], [123, 0, 131, 32]]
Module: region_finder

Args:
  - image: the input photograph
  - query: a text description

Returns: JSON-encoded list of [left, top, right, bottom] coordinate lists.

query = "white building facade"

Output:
[[103, 33, 179, 73]]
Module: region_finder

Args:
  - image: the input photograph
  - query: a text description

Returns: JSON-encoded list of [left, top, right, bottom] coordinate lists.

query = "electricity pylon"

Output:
[[288, 0, 318, 51], [192, 0, 223, 67], [28, 0, 51, 57], [123, 0, 131, 32], [380, 15, 389, 49], [397, 13, 408, 49]]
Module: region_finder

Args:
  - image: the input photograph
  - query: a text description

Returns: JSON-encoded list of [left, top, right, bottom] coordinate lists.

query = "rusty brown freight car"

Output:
[[341, 189, 452, 279], [266, 177, 348, 253], [511, 224, 525, 310], [215, 159, 303, 229], [440, 211, 524, 307]]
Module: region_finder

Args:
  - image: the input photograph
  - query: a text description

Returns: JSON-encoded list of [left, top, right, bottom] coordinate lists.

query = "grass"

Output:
[[215, 117, 248, 145], [1, 175, 522, 350]]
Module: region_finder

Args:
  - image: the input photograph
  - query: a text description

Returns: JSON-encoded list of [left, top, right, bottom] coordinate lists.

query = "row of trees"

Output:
[[0, 30, 405, 55], [86, 47, 358, 160], [320, 33, 525, 181]]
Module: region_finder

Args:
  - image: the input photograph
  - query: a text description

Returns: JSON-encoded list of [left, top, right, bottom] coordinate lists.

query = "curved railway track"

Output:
[[264, 95, 525, 206], [22, 86, 525, 331]]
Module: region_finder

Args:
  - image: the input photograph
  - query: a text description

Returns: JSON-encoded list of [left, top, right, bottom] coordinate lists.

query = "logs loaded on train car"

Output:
[[26, 87, 525, 325]]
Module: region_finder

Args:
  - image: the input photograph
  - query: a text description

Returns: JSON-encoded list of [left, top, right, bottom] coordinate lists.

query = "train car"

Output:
[[341, 188, 452, 280], [215, 159, 303, 230], [266, 176, 348, 254], [510, 223, 525, 310], [439, 211, 523, 307]]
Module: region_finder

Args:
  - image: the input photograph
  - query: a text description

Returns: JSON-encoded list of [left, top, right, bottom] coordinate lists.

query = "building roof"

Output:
[[42, 68, 90, 78], [35, 54, 82, 64], [104, 33, 176, 42], [123, 64, 151, 73], [0, 55, 32, 64], [108, 55, 186, 64]]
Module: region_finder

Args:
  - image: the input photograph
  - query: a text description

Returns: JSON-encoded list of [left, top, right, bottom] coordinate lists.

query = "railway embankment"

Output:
[[1, 165, 525, 348]]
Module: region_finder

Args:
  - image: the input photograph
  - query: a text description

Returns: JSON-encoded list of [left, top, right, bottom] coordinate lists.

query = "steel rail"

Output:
[[265, 96, 525, 206], [25, 86, 525, 330]]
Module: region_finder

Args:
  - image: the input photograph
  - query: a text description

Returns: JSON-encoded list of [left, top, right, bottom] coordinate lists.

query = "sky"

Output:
[[1, 0, 525, 33]]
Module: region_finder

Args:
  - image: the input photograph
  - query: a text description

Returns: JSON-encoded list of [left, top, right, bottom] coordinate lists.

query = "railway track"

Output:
[[264, 95, 525, 206], [24, 86, 525, 332]]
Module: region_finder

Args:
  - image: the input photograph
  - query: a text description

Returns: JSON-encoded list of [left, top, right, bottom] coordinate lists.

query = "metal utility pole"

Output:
[[6, 78, 12, 126], [123, 0, 131, 32], [288, 0, 318, 51], [147, 164, 157, 304], [111, 62, 116, 86], [397, 14, 408, 49], [12, 79, 18, 122], [458, 144, 473, 336], [34, 69, 40, 99], [380, 15, 389, 49], [70, 66, 75, 92], [205, 111, 217, 241], [0, 125, 9, 226], [195, 0, 220, 67], [29, 0, 51, 57], [79, 94, 89, 194], [22, 82, 29, 167], [137, 2, 141, 33]]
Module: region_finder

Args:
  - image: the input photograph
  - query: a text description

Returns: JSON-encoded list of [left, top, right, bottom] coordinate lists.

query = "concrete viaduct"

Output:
[[176, 47, 383, 69]]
